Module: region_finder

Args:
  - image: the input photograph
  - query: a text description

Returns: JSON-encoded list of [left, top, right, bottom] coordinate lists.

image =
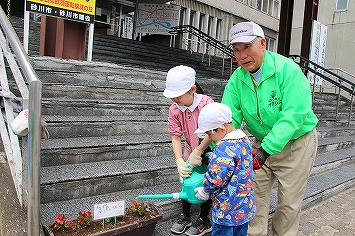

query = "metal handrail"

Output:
[[169, 25, 235, 76], [328, 68, 355, 81], [0, 7, 42, 236], [287, 54, 355, 126], [170, 25, 234, 57], [288, 55, 355, 95]]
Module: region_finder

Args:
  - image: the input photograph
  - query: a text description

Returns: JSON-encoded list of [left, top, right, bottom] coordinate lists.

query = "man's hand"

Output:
[[176, 158, 192, 178], [194, 187, 209, 200], [252, 147, 270, 170], [187, 148, 203, 168]]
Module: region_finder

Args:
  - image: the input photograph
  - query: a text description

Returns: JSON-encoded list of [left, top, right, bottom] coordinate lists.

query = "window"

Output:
[[207, 16, 213, 36], [241, 0, 280, 19], [199, 14, 205, 31], [271, 0, 280, 18], [216, 19, 221, 40], [179, 8, 185, 26], [262, 0, 269, 13], [336, 0, 348, 11], [266, 37, 276, 52], [190, 10, 196, 26]]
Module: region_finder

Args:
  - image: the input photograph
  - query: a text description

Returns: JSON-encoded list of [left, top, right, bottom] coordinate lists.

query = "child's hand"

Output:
[[187, 148, 203, 167], [194, 187, 209, 200], [176, 158, 192, 178]]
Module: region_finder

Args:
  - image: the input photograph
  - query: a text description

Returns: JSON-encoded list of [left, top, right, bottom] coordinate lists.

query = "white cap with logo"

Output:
[[163, 65, 196, 98], [229, 21, 265, 45], [194, 103, 232, 135]]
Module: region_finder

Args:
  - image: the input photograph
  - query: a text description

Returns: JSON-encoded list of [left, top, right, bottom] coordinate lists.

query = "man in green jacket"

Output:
[[222, 21, 318, 236]]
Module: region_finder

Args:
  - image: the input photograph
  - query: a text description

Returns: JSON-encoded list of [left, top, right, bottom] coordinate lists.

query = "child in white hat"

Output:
[[193, 102, 256, 236], [163, 65, 214, 235]]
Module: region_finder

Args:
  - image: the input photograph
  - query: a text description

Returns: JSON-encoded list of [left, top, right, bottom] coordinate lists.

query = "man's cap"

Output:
[[229, 21, 265, 45], [194, 103, 232, 135], [163, 65, 196, 98]]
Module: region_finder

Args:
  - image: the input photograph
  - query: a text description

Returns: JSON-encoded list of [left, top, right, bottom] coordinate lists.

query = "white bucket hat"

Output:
[[229, 21, 265, 45], [194, 103, 232, 135], [163, 65, 196, 98]]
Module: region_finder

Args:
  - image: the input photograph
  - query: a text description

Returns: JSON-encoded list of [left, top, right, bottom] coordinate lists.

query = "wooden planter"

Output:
[[42, 203, 162, 236]]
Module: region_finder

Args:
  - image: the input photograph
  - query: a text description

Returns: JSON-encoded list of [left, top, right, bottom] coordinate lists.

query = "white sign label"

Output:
[[93, 200, 125, 220]]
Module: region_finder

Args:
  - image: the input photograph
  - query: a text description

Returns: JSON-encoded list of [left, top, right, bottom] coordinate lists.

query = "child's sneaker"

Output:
[[170, 213, 192, 234], [185, 217, 212, 236]]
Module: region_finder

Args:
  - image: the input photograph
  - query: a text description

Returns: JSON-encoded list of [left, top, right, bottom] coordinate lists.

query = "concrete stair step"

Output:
[[37, 69, 167, 89], [40, 154, 175, 185], [312, 147, 355, 176], [40, 84, 168, 101], [40, 155, 179, 205], [40, 133, 171, 150], [317, 134, 355, 154], [40, 141, 173, 168], [316, 125, 355, 137], [42, 114, 168, 138], [41, 98, 170, 116]]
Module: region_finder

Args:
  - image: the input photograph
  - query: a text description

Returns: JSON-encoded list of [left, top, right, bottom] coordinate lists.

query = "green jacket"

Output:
[[221, 51, 318, 155]]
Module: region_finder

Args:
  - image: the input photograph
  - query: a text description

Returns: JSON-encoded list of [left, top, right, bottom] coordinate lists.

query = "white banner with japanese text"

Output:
[[308, 20, 327, 85], [135, 3, 180, 35]]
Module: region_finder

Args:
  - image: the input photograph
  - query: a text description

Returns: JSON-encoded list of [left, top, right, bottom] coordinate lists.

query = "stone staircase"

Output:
[[31, 56, 226, 227], [5, 16, 355, 235]]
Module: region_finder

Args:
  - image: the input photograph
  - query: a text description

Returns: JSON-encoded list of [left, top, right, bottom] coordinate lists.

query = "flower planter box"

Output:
[[42, 202, 162, 236]]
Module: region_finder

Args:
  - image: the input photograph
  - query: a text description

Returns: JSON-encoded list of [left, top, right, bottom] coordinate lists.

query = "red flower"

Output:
[[51, 214, 71, 231]]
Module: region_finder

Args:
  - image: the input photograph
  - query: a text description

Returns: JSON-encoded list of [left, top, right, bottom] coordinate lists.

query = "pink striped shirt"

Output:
[[168, 94, 214, 159]]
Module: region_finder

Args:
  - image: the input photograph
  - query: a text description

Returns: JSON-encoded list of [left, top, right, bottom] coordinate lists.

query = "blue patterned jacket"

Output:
[[203, 129, 256, 226]]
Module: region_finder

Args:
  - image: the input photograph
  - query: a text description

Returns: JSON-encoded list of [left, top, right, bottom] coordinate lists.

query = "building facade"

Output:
[[169, 0, 280, 53], [292, 0, 355, 79]]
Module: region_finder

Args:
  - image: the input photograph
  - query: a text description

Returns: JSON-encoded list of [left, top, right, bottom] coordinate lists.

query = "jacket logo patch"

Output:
[[268, 90, 282, 107]]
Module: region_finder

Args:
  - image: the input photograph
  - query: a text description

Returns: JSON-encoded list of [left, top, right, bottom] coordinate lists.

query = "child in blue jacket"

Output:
[[194, 102, 256, 236]]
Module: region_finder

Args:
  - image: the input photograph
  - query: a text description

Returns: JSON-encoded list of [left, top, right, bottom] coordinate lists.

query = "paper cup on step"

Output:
[[9, 109, 29, 137]]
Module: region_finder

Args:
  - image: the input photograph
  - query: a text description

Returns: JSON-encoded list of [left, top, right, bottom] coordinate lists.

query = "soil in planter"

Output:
[[48, 207, 160, 236]]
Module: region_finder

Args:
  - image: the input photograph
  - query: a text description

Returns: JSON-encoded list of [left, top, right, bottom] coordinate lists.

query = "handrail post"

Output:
[[311, 82, 315, 103], [27, 80, 42, 236], [221, 54, 225, 77], [348, 87, 355, 127], [336, 80, 342, 120], [230, 55, 234, 76]]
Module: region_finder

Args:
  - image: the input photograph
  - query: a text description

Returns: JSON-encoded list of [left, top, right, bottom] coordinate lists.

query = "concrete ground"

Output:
[[297, 187, 355, 236]]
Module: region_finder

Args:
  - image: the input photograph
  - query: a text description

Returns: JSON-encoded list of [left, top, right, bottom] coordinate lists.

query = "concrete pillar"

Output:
[[182, 8, 191, 50], [209, 16, 218, 56], [194, 11, 200, 52], [202, 14, 210, 54], [211, 17, 217, 39]]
